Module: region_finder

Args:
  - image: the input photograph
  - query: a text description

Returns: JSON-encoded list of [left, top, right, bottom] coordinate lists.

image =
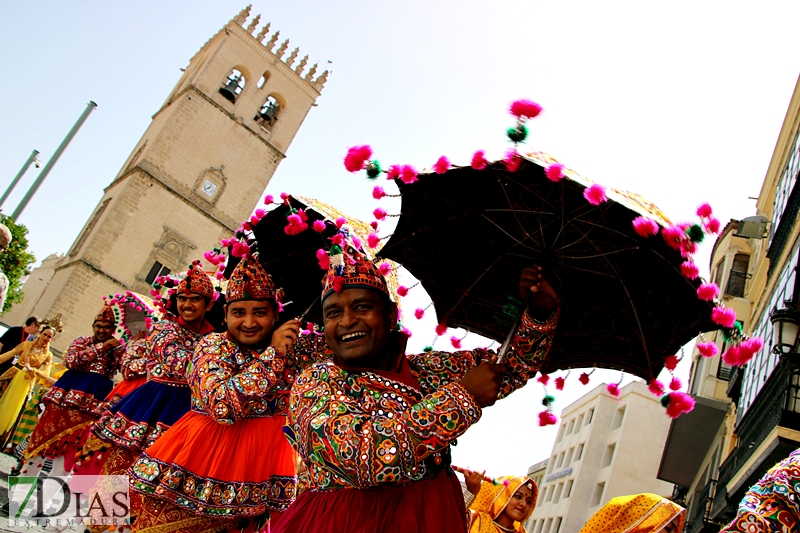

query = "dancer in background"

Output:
[[579, 494, 684, 533], [463, 470, 537, 533]]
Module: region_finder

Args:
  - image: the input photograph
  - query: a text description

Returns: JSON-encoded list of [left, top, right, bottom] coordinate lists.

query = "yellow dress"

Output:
[[0, 341, 53, 434], [469, 476, 539, 533], [578, 493, 685, 533]]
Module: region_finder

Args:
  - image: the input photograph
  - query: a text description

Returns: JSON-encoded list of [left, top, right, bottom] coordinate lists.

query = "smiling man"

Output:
[[129, 256, 329, 533], [274, 234, 560, 533]]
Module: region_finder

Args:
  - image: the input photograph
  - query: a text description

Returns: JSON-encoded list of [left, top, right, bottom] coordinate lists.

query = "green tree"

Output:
[[0, 214, 36, 313]]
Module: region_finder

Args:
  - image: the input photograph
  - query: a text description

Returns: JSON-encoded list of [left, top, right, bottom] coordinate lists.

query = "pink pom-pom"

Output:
[[665, 392, 695, 418], [471, 150, 488, 170], [450, 336, 462, 349], [435, 323, 447, 336], [378, 262, 392, 276], [704, 217, 721, 234], [504, 149, 521, 172], [669, 377, 682, 391], [373, 208, 388, 221], [387, 165, 401, 180], [400, 165, 418, 184], [280, 192, 289, 202], [661, 225, 685, 250], [312, 220, 326, 233], [344, 145, 373, 172], [555, 376, 565, 390], [633, 217, 658, 237], [434, 156, 450, 174], [401, 326, 412, 338], [537, 373, 550, 386], [215, 271, 224, 280], [664, 354, 679, 371], [352, 237, 362, 250], [697, 342, 719, 358], [680, 240, 698, 258], [335, 217, 347, 228], [546, 163, 564, 182], [606, 383, 620, 398], [579, 372, 590, 385], [231, 241, 251, 258], [648, 379, 665, 396], [367, 233, 381, 249], [697, 283, 720, 301], [681, 261, 700, 280], [697, 203, 713, 218], [538, 411, 558, 426], [414, 308, 425, 320], [396, 286, 409, 297], [583, 184, 607, 206], [316, 249, 329, 270], [372, 186, 387, 200], [331, 234, 344, 246], [264, 194, 274, 204], [742, 337, 764, 354], [712, 306, 737, 328], [150, 289, 160, 297], [509, 99, 543, 119], [333, 276, 346, 293]]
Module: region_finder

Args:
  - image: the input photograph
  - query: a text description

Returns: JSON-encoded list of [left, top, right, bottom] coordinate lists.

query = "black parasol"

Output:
[[377, 151, 715, 380]]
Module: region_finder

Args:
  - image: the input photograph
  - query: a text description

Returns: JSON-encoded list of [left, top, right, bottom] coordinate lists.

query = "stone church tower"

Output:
[[3, 6, 327, 352]]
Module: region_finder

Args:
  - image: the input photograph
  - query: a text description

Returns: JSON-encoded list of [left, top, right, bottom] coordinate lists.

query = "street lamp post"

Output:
[[770, 303, 800, 358]]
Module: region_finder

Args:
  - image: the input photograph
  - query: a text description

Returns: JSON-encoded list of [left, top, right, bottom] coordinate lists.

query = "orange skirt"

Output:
[[25, 403, 95, 459], [133, 495, 245, 533], [131, 411, 297, 517]]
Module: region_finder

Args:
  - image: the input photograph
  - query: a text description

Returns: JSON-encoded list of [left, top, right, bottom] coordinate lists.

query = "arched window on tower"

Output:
[[254, 95, 282, 129], [256, 71, 270, 89], [219, 69, 246, 103]]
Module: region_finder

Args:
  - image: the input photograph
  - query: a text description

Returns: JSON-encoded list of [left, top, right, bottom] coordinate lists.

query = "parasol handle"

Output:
[[496, 306, 525, 364], [297, 297, 318, 322]]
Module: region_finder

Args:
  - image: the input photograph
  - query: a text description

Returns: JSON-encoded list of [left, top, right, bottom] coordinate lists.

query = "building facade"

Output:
[[2, 6, 327, 351], [526, 382, 673, 533], [658, 74, 800, 531]]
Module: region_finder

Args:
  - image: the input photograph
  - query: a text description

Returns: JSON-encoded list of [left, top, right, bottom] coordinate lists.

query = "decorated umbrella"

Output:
[[376, 150, 720, 380], [215, 195, 401, 326], [106, 291, 159, 342]]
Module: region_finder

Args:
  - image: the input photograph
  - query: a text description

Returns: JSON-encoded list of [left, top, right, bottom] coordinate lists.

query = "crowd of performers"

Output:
[[0, 225, 791, 533]]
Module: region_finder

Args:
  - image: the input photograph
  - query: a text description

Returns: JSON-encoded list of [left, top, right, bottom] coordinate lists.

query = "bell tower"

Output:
[[3, 6, 328, 352]]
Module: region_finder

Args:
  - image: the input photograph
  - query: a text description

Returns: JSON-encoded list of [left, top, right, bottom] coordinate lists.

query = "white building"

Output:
[[526, 381, 674, 533]]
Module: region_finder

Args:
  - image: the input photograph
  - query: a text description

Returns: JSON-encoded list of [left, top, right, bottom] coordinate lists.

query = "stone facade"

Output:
[[2, 6, 326, 352]]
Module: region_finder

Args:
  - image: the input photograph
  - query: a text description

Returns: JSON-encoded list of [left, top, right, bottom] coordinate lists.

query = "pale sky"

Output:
[[1, 1, 799, 477]]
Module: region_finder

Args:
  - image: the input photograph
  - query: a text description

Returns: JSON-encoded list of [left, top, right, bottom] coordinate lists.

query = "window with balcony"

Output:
[[725, 253, 750, 298], [591, 482, 605, 507], [612, 407, 626, 429], [602, 443, 616, 467], [145, 262, 171, 285]]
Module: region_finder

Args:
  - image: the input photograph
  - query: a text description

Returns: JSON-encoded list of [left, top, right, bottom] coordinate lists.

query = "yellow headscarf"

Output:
[[579, 493, 685, 533], [469, 476, 538, 533]]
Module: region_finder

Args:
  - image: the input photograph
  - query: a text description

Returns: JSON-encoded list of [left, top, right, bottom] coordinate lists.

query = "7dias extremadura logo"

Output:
[[8, 475, 130, 529]]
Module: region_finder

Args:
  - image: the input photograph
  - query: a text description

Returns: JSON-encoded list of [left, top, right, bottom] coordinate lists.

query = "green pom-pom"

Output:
[[542, 395, 555, 407], [365, 160, 382, 180], [507, 124, 528, 143], [686, 224, 705, 243], [423, 346, 433, 352], [329, 245, 342, 256], [661, 394, 671, 408]]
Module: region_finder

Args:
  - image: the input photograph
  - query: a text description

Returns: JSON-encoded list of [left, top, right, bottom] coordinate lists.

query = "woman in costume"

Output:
[[463, 472, 537, 533], [273, 232, 559, 533], [0, 326, 55, 439], [130, 256, 329, 533], [720, 448, 800, 533], [22, 300, 125, 500], [5, 363, 66, 456], [579, 493, 685, 533], [88, 262, 217, 483]]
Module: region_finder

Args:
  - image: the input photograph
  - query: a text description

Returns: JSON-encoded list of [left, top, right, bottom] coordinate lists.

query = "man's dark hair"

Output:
[[25, 316, 39, 327]]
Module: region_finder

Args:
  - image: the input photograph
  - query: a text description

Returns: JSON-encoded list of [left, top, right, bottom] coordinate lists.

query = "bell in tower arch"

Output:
[[219, 70, 245, 103]]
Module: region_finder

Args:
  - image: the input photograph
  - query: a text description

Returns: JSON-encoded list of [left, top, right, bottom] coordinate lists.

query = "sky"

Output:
[[1, 1, 799, 477]]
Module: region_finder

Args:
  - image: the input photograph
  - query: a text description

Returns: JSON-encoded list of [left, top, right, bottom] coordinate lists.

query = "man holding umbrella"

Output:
[[274, 233, 559, 533]]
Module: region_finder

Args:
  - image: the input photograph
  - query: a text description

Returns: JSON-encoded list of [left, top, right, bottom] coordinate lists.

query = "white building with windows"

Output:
[[526, 381, 674, 533]]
